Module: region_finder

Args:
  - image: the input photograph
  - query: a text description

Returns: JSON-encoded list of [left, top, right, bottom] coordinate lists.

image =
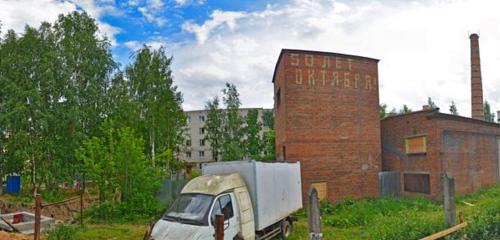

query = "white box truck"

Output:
[[150, 160, 302, 240]]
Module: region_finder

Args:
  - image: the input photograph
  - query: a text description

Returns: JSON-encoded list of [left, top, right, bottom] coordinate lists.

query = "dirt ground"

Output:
[[0, 231, 31, 240], [0, 194, 98, 222]]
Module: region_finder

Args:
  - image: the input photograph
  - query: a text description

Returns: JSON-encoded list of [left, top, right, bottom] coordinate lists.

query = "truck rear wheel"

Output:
[[280, 219, 292, 238]]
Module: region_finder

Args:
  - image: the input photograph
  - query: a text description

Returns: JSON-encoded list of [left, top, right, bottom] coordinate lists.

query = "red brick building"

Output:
[[381, 109, 500, 199], [273, 49, 381, 202]]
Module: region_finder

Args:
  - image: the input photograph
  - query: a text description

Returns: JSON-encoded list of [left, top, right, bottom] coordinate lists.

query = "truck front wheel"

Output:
[[280, 219, 292, 238]]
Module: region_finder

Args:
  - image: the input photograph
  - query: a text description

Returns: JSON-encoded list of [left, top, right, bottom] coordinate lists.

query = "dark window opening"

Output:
[[404, 173, 430, 194], [282, 145, 286, 160], [276, 88, 281, 109]]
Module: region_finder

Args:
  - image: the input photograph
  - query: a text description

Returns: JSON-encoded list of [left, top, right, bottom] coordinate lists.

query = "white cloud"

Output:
[[147, 0, 164, 10], [0, 0, 121, 46], [124, 40, 142, 51], [169, 0, 500, 115], [182, 10, 246, 44], [175, 0, 189, 6], [0, 0, 76, 32], [138, 3, 167, 26], [175, 0, 205, 7], [128, 0, 140, 6]]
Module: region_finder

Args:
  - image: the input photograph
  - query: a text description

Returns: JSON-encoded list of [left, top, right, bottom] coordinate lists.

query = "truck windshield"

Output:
[[163, 194, 214, 226]]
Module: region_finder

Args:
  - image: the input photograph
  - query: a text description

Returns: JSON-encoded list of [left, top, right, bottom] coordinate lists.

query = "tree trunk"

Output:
[[150, 130, 155, 167], [0, 163, 3, 195]]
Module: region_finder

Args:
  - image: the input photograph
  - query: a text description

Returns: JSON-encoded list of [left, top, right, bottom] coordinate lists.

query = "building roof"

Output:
[[382, 109, 500, 128], [272, 48, 380, 83]]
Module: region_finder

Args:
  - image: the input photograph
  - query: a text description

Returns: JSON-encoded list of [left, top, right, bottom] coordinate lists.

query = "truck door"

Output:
[[210, 193, 240, 240]]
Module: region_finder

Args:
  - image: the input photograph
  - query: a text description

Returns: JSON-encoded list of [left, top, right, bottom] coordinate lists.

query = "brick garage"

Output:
[[273, 49, 381, 203], [381, 109, 500, 199]]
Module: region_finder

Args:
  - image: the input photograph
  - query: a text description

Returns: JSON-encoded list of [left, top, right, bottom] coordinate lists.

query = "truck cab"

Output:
[[150, 174, 256, 240]]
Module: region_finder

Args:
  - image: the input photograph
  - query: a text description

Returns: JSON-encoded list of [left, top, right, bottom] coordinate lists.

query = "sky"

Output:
[[1, 0, 500, 116]]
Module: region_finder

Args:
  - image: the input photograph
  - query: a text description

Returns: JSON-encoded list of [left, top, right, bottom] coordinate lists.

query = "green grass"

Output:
[[43, 185, 499, 240], [45, 224, 147, 240], [289, 184, 500, 240]]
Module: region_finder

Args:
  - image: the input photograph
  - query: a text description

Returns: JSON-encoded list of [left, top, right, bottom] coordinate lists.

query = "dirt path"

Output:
[[0, 231, 31, 240]]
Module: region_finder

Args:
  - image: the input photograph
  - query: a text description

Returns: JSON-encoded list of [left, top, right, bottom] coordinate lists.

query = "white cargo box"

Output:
[[202, 160, 302, 231]]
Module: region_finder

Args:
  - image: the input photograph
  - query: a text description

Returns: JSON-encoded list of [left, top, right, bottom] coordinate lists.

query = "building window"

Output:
[[200, 139, 205, 146], [199, 115, 205, 122], [405, 135, 427, 154], [199, 127, 205, 134], [276, 88, 281, 109], [187, 116, 191, 124], [186, 139, 191, 146], [282, 145, 286, 160], [199, 151, 205, 158], [186, 128, 191, 135], [404, 173, 430, 194], [311, 182, 327, 202], [186, 151, 191, 158]]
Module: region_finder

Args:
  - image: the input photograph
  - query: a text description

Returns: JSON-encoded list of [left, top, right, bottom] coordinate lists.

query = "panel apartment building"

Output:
[[179, 108, 273, 167]]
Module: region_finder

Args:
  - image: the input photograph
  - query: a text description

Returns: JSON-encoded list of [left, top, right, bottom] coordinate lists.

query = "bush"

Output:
[[466, 206, 500, 239]]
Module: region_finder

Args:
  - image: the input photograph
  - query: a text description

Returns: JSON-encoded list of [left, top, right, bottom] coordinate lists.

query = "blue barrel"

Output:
[[6, 175, 21, 194]]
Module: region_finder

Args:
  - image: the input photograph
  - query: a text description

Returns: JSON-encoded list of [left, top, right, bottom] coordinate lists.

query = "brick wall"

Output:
[[273, 49, 381, 203], [381, 110, 500, 199]]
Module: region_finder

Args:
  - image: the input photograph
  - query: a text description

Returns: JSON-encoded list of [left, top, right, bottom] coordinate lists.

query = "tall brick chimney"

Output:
[[470, 33, 484, 120]]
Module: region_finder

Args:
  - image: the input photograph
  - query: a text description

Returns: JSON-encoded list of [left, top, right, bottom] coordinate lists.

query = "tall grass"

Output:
[[291, 184, 500, 240]]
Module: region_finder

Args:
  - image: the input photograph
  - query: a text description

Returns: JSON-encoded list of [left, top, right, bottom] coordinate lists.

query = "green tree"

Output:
[[243, 109, 262, 157], [126, 45, 186, 169], [399, 105, 412, 114], [0, 11, 117, 192], [388, 107, 398, 117], [484, 100, 496, 122], [258, 110, 276, 160], [254, 130, 276, 161], [76, 121, 162, 218], [449, 101, 458, 115], [262, 110, 274, 129], [428, 97, 438, 110], [379, 104, 388, 118], [204, 96, 224, 161], [221, 83, 244, 161], [46, 12, 115, 190]]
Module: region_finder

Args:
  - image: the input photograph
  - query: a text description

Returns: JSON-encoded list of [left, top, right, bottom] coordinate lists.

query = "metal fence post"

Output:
[[34, 194, 41, 240], [308, 187, 322, 240], [215, 214, 224, 240], [442, 174, 456, 227]]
